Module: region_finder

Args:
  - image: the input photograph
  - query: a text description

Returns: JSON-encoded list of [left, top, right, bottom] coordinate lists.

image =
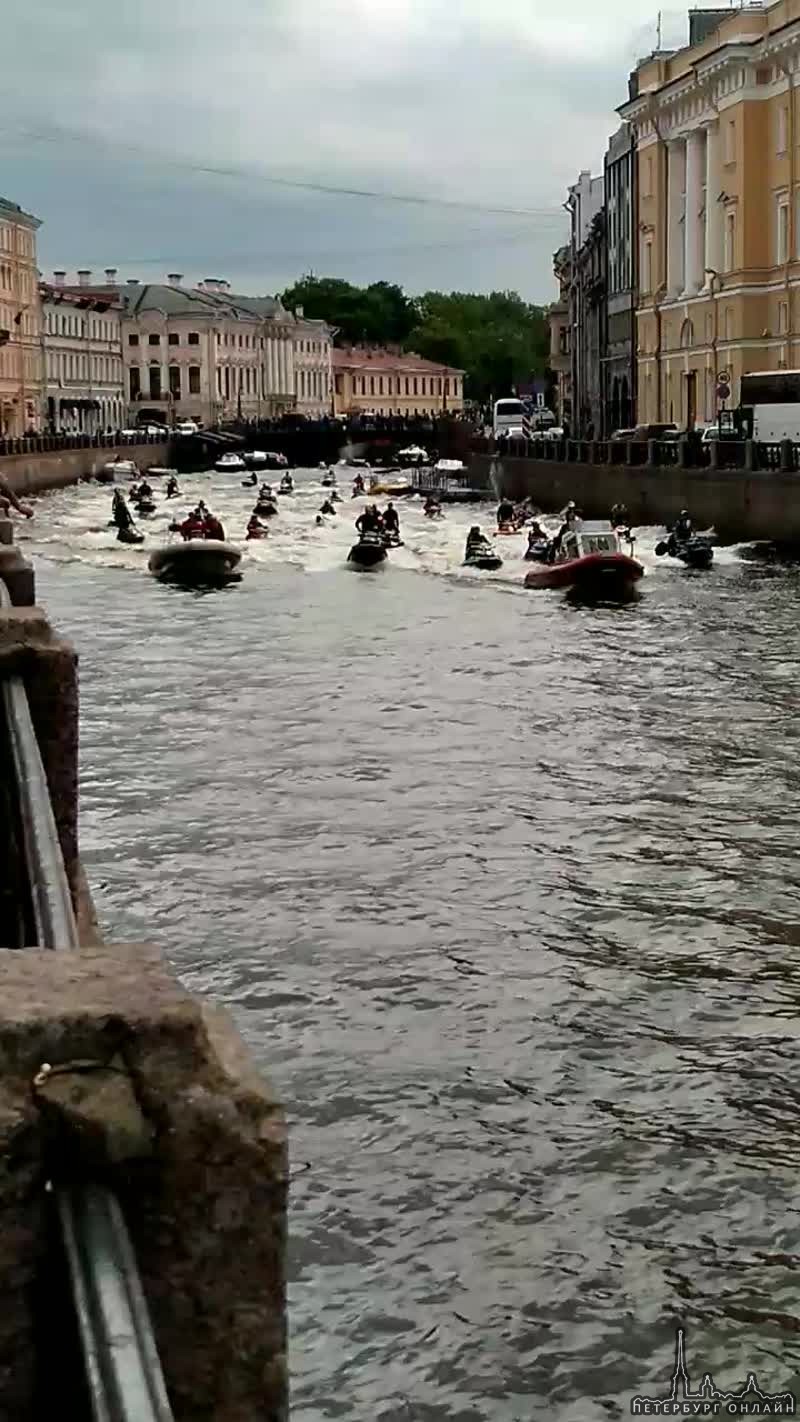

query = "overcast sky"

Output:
[[1, 1, 691, 304]]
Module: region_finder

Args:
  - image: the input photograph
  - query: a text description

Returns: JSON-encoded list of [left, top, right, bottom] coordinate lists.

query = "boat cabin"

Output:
[[561, 520, 622, 560]]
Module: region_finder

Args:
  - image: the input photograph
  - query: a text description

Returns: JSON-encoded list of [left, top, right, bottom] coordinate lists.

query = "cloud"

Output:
[[0, 0, 686, 300]]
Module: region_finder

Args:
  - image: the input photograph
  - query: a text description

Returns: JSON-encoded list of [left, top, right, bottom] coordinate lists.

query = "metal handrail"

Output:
[[0, 578, 174, 1422]]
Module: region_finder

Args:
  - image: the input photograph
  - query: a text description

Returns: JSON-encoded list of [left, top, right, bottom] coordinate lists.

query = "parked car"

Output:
[[613, 423, 679, 442], [175, 420, 199, 435]]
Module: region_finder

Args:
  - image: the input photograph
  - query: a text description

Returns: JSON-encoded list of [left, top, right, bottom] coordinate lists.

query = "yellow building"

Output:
[[0, 196, 42, 435], [620, 0, 800, 426], [332, 347, 464, 417]]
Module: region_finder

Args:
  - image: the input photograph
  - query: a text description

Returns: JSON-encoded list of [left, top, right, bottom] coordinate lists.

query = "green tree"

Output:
[[281, 276, 548, 402], [282, 275, 414, 346]]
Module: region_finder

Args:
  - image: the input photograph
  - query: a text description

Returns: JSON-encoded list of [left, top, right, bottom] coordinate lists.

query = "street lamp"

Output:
[[704, 268, 724, 422]]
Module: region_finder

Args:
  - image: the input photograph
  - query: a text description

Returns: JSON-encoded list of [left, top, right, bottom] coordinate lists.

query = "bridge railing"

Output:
[[483, 434, 800, 474], [0, 431, 166, 459]]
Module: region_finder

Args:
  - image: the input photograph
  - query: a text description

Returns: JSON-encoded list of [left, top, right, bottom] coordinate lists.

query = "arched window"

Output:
[[680, 318, 695, 350]]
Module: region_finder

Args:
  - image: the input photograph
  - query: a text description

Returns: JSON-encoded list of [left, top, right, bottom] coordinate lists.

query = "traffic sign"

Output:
[[716, 371, 731, 404], [717, 369, 730, 384]]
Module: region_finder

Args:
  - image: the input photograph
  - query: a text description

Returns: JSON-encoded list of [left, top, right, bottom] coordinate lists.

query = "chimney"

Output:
[[295, 305, 304, 319], [200, 278, 229, 293], [77, 269, 92, 287], [104, 267, 118, 284], [53, 270, 66, 287], [167, 272, 184, 287], [126, 278, 140, 286]]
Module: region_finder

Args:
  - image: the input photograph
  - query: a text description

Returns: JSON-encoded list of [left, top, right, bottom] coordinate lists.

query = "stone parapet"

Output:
[[0, 942, 288, 1421]]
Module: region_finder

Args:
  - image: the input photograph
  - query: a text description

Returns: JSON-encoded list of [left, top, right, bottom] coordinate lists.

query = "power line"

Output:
[[10, 122, 566, 221], [90, 225, 563, 269]]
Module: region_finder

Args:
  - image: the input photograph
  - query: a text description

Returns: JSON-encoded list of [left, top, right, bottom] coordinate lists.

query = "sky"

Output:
[[1, 1, 693, 304]]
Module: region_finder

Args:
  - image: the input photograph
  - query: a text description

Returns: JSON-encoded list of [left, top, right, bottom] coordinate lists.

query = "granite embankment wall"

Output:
[[0, 443, 169, 496], [476, 454, 800, 543]]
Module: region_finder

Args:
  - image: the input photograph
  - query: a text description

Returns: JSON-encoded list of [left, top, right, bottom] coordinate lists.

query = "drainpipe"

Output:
[[777, 57, 796, 364], [651, 108, 669, 422]]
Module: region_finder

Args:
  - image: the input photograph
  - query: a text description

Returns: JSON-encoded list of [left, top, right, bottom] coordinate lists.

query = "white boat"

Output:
[[215, 452, 247, 472], [148, 539, 242, 586], [433, 458, 467, 475], [398, 445, 428, 465], [144, 465, 178, 477], [96, 458, 138, 483]]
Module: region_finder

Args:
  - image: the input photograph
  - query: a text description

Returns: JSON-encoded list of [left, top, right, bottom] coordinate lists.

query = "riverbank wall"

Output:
[[475, 453, 800, 543], [0, 442, 169, 496]]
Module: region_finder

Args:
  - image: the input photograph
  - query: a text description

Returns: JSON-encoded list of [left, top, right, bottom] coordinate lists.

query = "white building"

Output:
[[291, 308, 334, 417], [50, 271, 298, 423], [121, 277, 295, 425], [41, 272, 125, 432]]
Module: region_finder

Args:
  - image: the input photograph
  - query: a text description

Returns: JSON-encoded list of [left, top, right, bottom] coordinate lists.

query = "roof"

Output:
[[40, 282, 123, 311], [333, 346, 464, 376], [0, 195, 41, 229], [120, 283, 288, 323]]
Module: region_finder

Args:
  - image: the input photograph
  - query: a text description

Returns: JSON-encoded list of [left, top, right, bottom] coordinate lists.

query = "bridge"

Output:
[[0, 523, 287, 1420]]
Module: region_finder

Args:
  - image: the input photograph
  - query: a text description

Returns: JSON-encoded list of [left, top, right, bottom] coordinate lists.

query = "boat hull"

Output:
[[348, 540, 387, 568], [464, 554, 503, 571], [148, 539, 242, 585], [525, 551, 643, 594]]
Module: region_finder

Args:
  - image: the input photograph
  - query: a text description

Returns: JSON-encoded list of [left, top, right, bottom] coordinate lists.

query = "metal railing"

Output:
[[0, 576, 174, 1422], [0, 431, 166, 459], [481, 433, 800, 474]]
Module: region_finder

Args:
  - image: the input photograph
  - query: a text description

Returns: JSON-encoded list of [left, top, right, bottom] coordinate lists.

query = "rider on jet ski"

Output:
[[465, 525, 491, 558]]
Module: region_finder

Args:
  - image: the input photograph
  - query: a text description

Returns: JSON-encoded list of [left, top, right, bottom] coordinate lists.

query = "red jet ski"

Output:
[[524, 521, 643, 597]]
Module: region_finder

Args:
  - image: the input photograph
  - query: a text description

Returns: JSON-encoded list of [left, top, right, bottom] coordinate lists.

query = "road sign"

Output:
[[717, 369, 730, 384], [716, 372, 731, 404]]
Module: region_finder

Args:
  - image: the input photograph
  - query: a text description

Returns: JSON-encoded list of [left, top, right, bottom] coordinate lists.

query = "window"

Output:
[[413, 377, 418, 395], [189, 366, 200, 395], [405, 377, 410, 395], [149, 367, 162, 400], [642, 238, 653, 294], [724, 118, 736, 164], [335, 373, 343, 395], [148, 333, 160, 346], [779, 300, 789, 333], [379, 376, 384, 394], [777, 194, 790, 263], [778, 104, 789, 154], [187, 332, 200, 346], [128, 333, 139, 346], [168, 333, 179, 346], [370, 376, 375, 395], [724, 211, 736, 272], [169, 365, 181, 397], [129, 367, 141, 399]]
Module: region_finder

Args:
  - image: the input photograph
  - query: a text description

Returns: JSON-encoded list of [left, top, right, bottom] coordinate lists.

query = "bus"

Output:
[[492, 398, 526, 439], [738, 370, 800, 442]]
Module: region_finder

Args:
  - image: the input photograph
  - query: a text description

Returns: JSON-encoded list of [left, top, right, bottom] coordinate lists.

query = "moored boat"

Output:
[[148, 539, 242, 586], [97, 458, 138, 483], [215, 452, 246, 472], [524, 520, 643, 595], [348, 533, 387, 568]]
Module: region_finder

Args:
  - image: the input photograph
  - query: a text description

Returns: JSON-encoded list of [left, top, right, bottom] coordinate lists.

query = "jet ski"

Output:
[[524, 539, 550, 563], [133, 497, 156, 515], [348, 532, 387, 568], [655, 533, 714, 569], [253, 500, 279, 518], [381, 532, 404, 549], [117, 526, 144, 545], [279, 475, 294, 494], [464, 543, 503, 571]]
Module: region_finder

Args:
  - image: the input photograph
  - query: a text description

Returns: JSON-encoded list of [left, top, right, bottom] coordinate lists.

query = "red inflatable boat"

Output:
[[524, 521, 643, 596]]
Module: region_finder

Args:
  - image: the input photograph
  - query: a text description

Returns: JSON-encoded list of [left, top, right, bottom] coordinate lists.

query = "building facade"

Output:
[[603, 124, 637, 433], [119, 277, 295, 425], [332, 348, 464, 417], [292, 309, 334, 417], [41, 275, 124, 432], [548, 245, 572, 426], [0, 196, 42, 435], [620, 0, 800, 427], [567, 171, 605, 435]]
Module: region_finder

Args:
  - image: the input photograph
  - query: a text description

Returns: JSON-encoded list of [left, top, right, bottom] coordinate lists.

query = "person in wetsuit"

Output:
[[465, 525, 491, 559], [611, 502, 630, 528], [355, 505, 380, 534], [203, 512, 225, 541], [672, 509, 692, 540], [111, 490, 134, 530], [496, 498, 515, 526], [166, 475, 180, 498], [383, 502, 400, 536], [320, 498, 337, 516]]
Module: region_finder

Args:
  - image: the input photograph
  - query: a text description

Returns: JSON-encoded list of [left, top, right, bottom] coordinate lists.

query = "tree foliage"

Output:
[[281, 276, 548, 402]]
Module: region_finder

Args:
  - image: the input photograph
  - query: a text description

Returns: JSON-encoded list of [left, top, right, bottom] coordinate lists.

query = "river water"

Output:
[[18, 469, 800, 1419]]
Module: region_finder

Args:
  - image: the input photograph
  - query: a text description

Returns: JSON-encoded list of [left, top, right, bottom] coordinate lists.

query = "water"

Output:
[[18, 470, 800, 1419]]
